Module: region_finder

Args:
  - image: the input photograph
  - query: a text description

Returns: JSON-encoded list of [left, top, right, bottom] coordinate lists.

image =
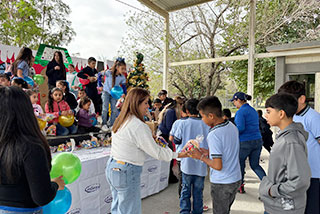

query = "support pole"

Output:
[[163, 14, 169, 91], [315, 72, 320, 112], [247, 0, 256, 102]]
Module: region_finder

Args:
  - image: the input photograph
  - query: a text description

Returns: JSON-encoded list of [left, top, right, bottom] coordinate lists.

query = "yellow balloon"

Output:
[[37, 118, 47, 130], [59, 115, 75, 127]]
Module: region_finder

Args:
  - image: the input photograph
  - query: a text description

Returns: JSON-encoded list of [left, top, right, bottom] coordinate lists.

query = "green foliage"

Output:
[[127, 52, 150, 91], [0, 0, 75, 49]]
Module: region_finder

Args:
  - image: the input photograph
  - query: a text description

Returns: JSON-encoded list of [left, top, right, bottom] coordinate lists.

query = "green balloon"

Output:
[[50, 152, 82, 184], [33, 74, 45, 85]]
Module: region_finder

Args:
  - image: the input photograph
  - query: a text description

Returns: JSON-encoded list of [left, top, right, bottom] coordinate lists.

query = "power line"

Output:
[[114, 0, 161, 18]]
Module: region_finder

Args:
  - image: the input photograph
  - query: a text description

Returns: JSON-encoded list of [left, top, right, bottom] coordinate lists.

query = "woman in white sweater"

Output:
[[106, 87, 185, 214]]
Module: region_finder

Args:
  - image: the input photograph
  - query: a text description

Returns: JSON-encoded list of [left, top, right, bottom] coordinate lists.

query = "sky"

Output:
[[65, 0, 144, 61]]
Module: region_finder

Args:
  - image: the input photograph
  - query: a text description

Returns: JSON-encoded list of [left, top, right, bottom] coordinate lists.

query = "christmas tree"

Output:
[[127, 52, 149, 91]]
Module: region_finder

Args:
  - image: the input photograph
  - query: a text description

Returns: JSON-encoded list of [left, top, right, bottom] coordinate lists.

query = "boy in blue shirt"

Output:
[[189, 96, 241, 214], [171, 99, 209, 214], [278, 80, 320, 214]]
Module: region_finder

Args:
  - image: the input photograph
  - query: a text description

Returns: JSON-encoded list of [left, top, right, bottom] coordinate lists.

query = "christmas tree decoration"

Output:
[[127, 52, 149, 91]]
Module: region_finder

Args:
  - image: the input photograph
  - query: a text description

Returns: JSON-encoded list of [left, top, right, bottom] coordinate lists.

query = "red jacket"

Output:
[[45, 100, 71, 123]]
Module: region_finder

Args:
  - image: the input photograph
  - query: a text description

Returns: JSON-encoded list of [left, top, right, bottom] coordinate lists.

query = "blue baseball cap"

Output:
[[229, 92, 247, 101]]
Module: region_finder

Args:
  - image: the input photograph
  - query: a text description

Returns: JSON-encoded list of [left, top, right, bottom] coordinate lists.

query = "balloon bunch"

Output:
[[43, 153, 82, 214]]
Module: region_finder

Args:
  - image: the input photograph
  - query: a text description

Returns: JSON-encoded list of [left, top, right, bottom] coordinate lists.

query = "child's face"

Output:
[[30, 93, 38, 104], [159, 95, 166, 101], [117, 65, 127, 75], [0, 77, 10, 86], [78, 91, 86, 98], [56, 82, 66, 92], [52, 91, 63, 102], [265, 107, 281, 127], [199, 110, 214, 127], [83, 102, 91, 111], [68, 65, 75, 72], [154, 103, 162, 109], [88, 61, 96, 69]]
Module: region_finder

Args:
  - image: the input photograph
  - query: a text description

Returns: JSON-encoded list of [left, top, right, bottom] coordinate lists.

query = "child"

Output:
[[259, 93, 311, 214], [45, 87, 77, 136], [278, 80, 320, 213], [75, 89, 95, 114], [26, 89, 44, 117], [152, 98, 162, 121], [189, 96, 241, 214], [98, 58, 126, 130], [0, 73, 10, 86], [77, 57, 100, 114], [170, 98, 209, 214], [11, 78, 28, 89], [222, 108, 235, 124], [56, 80, 78, 111], [67, 64, 81, 97], [12, 47, 34, 78], [76, 97, 100, 134]]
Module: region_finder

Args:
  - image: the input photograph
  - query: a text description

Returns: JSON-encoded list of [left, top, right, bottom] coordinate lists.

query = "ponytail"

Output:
[[111, 57, 126, 88], [245, 94, 252, 101]]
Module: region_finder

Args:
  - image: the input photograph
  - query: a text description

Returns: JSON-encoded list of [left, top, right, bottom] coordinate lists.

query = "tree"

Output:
[[127, 52, 150, 91], [0, 0, 75, 49], [120, 0, 320, 99]]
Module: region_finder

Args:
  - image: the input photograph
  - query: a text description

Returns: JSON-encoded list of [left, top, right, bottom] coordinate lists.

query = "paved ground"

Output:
[[141, 148, 270, 214]]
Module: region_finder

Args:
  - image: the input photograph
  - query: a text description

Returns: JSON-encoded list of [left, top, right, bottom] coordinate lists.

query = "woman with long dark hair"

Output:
[[0, 86, 65, 214], [231, 92, 266, 194], [12, 47, 34, 78], [46, 51, 66, 89], [106, 88, 185, 214]]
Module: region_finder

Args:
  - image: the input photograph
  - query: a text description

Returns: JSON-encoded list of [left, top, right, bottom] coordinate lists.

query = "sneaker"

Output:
[[101, 125, 110, 132], [203, 205, 209, 212], [238, 184, 246, 194]]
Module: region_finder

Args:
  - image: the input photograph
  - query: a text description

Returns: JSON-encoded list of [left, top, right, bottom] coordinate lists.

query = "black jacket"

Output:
[[64, 91, 78, 110], [77, 66, 98, 98], [46, 61, 66, 86]]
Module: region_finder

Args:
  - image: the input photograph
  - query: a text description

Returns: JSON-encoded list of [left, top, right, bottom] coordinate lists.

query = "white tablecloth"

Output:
[[62, 148, 170, 214]]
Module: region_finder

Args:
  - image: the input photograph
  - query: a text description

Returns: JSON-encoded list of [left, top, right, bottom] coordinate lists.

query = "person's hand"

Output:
[[187, 148, 202, 160], [54, 66, 60, 70], [68, 110, 73, 115], [98, 87, 103, 92], [61, 111, 68, 116], [199, 148, 209, 157], [52, 176, 65, 190], [89, 77, 97, 82]]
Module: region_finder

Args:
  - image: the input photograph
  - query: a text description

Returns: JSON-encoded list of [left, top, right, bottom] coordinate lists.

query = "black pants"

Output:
[[78, 125, 100, 134], [161, 134, 179, 184], [305, 178, 320, 214]]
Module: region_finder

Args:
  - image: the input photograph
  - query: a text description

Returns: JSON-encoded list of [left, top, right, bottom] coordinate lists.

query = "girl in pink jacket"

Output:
[[45, 87, 77, 136]]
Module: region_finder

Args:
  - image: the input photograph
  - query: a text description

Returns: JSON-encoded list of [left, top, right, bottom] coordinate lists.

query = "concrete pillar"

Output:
[[274, 56, 286, 92], [163, 14, 169, 91], [315, 72, 320, 112], [247, 0, 256, 101]]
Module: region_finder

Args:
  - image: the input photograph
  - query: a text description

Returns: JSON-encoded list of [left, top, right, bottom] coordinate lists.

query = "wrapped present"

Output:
[[181, 139, 200, 153], [46, 125, 56, 136], [155, 136, 168, 148]]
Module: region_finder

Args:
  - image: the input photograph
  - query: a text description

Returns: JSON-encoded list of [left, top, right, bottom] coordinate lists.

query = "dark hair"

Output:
[[278, 80, 306, 100], [48, 87, 63, 112], [265, 93, 298, 118], [79, 96, 91, 109], [111, 58, 126, 87], [12, 78, 28, 89], [197, 96, 223, 117], [158, 89, 168, 96], [185, 99, 199, 115], [56, 80, 70, 93], [88, 57, 96, 64], [153, 98, 161, 104], [79, 88, 85, 93], [257, 110, 263, 118], [68, 64, 75, 68], [0, 86, 51, 183], [51, 51, 66, 80], [0, 74, 10, 82], [12, 47, 33, 76], [222, 108, 232, 119], [25, 89, 38, 97]]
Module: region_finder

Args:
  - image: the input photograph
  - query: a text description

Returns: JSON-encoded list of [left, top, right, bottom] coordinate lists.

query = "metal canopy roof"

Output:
[[137, 0, 213, 16]]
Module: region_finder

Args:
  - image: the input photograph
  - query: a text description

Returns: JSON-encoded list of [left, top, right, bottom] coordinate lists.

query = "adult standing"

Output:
[[106, 88, 185, 214], [231, 92, 266, 193], [46, 51, 66, 89], [0, 86, 65, 214]]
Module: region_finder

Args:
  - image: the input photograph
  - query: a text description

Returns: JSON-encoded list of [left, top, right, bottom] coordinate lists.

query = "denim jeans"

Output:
[[239, 139, 266, 183], [106, 158, 142, 214], [180, 173, 205, 214], [0, 206, 42, 214], [56, 123, 77, 136], [102, 91, 118, 126]]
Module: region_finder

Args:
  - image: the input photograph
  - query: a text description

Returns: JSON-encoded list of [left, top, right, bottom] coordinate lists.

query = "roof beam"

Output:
[[167, 0, 213, 12], [137, 0, 168, 17]]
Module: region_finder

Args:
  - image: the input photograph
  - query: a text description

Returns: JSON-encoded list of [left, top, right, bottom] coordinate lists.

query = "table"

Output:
[[62, 148, 170, 214]]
